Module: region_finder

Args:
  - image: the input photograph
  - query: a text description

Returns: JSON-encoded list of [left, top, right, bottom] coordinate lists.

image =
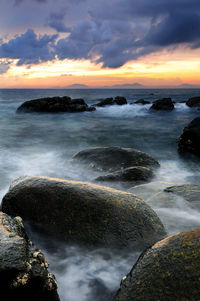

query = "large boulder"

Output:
[[0, 212, 59, 301], [95, 166, 154, 185], [186, 96, 200, 107], [93, 96, 127, 107], [178, 117, 200, 156], [71, 147, 159, 172], [16, 96, 95, 113], [115, 228, 200, 301], [150, 98, 174, 110], [2, 176, 166, 250]]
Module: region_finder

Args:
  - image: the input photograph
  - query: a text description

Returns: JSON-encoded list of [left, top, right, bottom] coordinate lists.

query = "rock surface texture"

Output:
[[150, 98, 174, 110], [72, 146, 159, 172], [2, 176, 165, 249], [115, 228, 200, 301], [178, 117, 200, 156], [16, 96, 95, 113], [0, 212, 59, 301]]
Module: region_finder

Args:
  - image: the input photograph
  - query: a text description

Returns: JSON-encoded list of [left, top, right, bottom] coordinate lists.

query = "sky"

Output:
[[0, 0, 200, 88]]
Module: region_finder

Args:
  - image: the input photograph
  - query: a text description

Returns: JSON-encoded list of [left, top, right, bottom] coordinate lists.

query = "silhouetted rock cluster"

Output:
[[17, 96, 95, 113]]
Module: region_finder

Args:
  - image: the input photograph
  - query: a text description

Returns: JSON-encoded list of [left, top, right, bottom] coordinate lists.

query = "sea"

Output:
[[0, 88, 200, 300]]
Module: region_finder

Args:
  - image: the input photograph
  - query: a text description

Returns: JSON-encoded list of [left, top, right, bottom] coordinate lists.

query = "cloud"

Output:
[[14, 0, 47, 5], [47, 10, 71, 32], [0, 62, 10, 74], [2, 0, 200, 68], [0, 29, 58, 65]]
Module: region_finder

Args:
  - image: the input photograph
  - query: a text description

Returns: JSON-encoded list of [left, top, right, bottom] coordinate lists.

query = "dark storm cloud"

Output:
[[47, 11, 71, 33], [2, 0, 200, 68], [0, 29, 57, 65]]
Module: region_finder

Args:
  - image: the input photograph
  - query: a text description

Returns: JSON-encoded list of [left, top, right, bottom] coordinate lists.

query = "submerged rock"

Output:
[[128, 181, 174, 201], [93, 96, 127, 107], [0, 212, 59, 301], [178, 117, 200, 156], [16, 96, 95, 113], [115, 228, 200, 301], [186, 96, 200, 107], [71, 146, 159, 172], [2, 176, 166, 250], [165, 184, 200, 203], [95, 166, 153, 184], [150, 98, 174, 110]]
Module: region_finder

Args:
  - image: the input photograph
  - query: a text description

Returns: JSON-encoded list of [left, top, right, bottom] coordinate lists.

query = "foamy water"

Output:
[[1, 88, 200, 300]]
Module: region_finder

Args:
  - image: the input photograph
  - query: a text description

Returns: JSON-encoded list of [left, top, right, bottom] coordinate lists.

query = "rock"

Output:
[[165, 184, 200, 203], [0, 212, 59, 301], [134, 99, 150, 105], [93, 97, 127, 107], [93, 98, 115, 107], [2, 176, 166, 250], [71, 147, 159, 172], [186, 96, 200, 107], [16, 96, 95, 113], [178, 117, 200, 156], [95, 166, 154, 184], [128, 181, 174, 201], [150, 98, 174, 110], [115, 228, 200, 301], [114, 96, 127, 105]]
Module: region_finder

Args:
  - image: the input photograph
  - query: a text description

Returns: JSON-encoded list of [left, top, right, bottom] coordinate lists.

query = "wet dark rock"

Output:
[[93, 97, 114, 107], [93, 96, 127, 107], [16, 96, 95, 113], [2, 176, 166, 250], [150, 98, 174, 110], [114, 96, 127, 105], [95, 166, 154, 184], [0, 212, 59, 301], [165, 184, 200, 203], [178, 117, 200, 156], [71, 146, 159, 172], [115, 228, 200, 301], [186, 96, 200, 107], [134, 99, 150, 105]]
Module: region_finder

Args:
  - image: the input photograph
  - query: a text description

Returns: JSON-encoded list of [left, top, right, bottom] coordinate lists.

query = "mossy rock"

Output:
[[71, 146, 159, 172], [0, 212, 59, 301], [2, 176, 165, 250], [115, 228, 200, 301]]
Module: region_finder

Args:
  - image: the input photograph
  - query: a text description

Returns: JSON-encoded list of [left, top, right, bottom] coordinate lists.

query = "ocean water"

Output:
[[1, 88, 200, 300]]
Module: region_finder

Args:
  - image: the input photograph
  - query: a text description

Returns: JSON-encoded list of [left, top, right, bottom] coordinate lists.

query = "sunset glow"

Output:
[[1, 0, 200, 88]]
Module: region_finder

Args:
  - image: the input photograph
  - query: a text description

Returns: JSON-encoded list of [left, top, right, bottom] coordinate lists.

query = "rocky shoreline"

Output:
[[16, 95, 200, 113], [1, 131, 200, 299]]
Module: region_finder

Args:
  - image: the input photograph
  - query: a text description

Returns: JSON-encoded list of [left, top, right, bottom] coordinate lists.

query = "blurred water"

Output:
[[1, 88, 200, 300]]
